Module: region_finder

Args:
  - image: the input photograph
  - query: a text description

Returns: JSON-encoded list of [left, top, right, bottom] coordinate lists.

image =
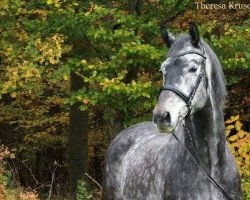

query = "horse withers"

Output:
[[103, 22, 242, 200]]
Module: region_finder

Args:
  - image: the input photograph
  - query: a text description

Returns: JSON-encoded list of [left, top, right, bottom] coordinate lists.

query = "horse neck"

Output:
[[186, 93, 227, 174]]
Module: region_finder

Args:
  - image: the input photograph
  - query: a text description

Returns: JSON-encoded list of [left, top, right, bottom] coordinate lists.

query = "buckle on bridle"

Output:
[[179, 105, 190, 118]]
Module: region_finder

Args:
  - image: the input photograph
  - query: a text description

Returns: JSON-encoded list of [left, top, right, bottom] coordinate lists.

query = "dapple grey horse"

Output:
[[103, 22, 242, 200]]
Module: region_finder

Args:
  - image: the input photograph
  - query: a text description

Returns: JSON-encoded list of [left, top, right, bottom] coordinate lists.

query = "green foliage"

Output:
[[205, 22, 249, 70], [0, 0, 70, 175], [171, 9, 250, 71], [0, 146, 39, 200], [33, 2, 166, 126], [0, 0, 249, 198], [76, 180, 93, 200], [0, 146, 15, 187]]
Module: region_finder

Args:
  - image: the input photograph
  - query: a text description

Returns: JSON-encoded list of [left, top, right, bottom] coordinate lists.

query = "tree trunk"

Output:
[[110, 118, 124, 139], [69, 70, 88, 197], [128, 0, 143, 15]]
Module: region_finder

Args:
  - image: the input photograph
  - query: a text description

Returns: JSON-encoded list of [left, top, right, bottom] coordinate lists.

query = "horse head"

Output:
[[153, 22, 209, 133]]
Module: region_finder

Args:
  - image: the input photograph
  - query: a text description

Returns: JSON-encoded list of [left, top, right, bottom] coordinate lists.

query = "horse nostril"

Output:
[[164, 112, 171, 125]]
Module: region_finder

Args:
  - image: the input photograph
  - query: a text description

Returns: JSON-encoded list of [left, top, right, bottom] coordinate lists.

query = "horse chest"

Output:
[[120, 149, 209, 199]]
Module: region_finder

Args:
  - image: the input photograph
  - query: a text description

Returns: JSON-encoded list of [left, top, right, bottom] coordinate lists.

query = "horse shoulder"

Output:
[[103, 122, 158, 199], [106, 121, 158, 163]]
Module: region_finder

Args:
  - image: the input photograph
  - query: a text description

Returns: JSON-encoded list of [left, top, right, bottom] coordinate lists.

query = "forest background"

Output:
[[0, 0, 249, 199]]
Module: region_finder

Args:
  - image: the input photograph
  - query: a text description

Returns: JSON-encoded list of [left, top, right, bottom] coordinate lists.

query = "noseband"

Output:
[[160, 51, 207, 116]]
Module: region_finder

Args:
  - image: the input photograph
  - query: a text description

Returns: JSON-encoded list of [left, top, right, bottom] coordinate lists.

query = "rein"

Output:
[[172, 120, 236, 200], [160, 51, 236, 199]]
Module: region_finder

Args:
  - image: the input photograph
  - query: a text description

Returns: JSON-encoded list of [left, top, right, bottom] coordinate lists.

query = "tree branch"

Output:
[[84, 173, 102, 190]]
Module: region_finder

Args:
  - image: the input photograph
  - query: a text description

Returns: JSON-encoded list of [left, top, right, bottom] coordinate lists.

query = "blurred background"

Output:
[[0, 0, 249, 199]]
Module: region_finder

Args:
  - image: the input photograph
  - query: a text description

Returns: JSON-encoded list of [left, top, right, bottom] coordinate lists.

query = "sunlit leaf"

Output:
[[225, 115, 239, 124], [225, 130, 231, 136], [226, 125, 234, 130], [229, 135, 237, 141], [235, 121, 243, 131], [238, 130, 245, 139]]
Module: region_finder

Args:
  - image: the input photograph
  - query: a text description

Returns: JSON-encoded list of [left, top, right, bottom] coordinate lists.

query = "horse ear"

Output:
[[189, 22, 200, 47], [160, 26, 175, 48]]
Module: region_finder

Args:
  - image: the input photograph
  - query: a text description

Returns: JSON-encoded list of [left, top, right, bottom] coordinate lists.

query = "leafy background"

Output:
[[0, 0, 249, 199]]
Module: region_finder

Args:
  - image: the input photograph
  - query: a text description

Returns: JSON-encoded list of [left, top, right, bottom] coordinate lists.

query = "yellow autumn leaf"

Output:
[[82, 59, 87, 64], [229, 135, 237, 142], [226, 125, 234, 130], [76, 96, 82, 100], [225, 115, 239, 124], [242, 152, 248, 159], [54, 1, 60, 8], [245, 156, 250, 165], [238, 147, 243, 154], [10, 92, 17, 98], [25, 70, 33, 78], [131, 80, 136, 86], [63, 74, 69, 80], [236, 159, 241, 166], [237, 130, 245, 139], [235, 121, 242, 131], [47, 0, 53, 5], [225, 130, 231, 136], [231, 142, 238, 148]]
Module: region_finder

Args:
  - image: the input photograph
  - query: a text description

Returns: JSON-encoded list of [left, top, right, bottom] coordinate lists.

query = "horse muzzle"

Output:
[[153, 105, 189, 133], [153, 110, 176, 133]]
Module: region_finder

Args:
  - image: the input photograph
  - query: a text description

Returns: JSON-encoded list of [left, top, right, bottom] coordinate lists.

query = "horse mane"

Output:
[[202, 40, 227, 108], [167, 34, 227, 110]]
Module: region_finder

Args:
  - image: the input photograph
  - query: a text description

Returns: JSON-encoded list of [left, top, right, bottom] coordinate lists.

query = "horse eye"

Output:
[[188, 67, 198, 73]]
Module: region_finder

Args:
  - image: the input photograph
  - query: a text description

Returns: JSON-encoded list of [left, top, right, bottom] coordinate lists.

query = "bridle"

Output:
[[173, 121, 236, 200], [159, 50, 236, 200], [160, 50, 207, 116]]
